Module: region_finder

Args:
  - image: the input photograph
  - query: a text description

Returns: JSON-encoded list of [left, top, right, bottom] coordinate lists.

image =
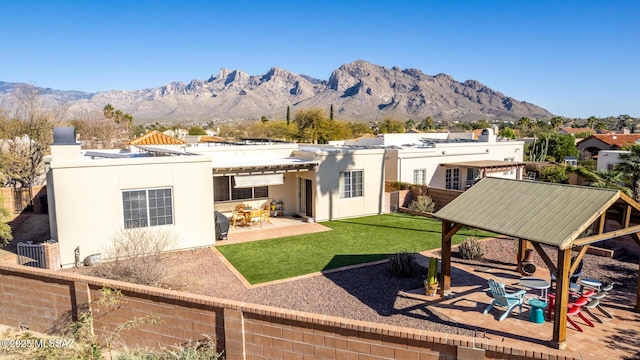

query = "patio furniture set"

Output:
[[230, 204, 272, 228], [484, 274, 615, 330]]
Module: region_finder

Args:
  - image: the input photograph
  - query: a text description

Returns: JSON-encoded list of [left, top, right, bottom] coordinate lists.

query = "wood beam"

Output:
[[531, 241, 557, 276], [633, 233, 640, 312], [570, 246, 589, 278], [598, 212, 607, 234], [440, 220, 459, 297], [572, 224, 640, 247], [551, 248, 571, 349], [624, 205, 632, 228]]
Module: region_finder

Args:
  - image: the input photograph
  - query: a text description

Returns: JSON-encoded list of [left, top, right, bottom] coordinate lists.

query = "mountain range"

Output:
[[0, 60, 553, 124]]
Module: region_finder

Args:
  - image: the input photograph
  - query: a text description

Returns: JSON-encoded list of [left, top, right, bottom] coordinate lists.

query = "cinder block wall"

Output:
[[0, 263, 578, 360]]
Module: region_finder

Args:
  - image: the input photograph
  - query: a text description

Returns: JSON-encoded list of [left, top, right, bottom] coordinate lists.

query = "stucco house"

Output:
[[577, 134, 640, 160], [44, 127, 525, 268]]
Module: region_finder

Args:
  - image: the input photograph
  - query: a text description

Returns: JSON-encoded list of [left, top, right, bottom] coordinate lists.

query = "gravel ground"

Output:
[[66, 236, 638, 337]]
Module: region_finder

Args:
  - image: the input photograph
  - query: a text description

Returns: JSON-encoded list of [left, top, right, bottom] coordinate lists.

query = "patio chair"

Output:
[[547, 293, 594, 332], [550, 256, 583, 292], [249, 209, 263, 228], [261, 204, 272, 224], [484, 279, 526, 321], [231, 210, 246, 228]]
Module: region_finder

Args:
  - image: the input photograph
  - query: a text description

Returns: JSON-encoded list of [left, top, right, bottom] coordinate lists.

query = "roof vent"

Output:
[[53, 127, 78, 145]]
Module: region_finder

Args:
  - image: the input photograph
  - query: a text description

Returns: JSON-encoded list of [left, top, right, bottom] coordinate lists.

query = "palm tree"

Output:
[[590, 170, 633, 197], [616, 144, 640, 201]]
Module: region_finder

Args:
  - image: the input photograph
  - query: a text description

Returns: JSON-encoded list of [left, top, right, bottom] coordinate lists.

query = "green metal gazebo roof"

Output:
[[434, 178, 623, 249]]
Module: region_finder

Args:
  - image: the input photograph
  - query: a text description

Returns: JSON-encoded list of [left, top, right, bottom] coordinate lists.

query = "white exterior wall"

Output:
[[294, 148, 386, 222], [386, 140, 524, 187], [47, 150, 214, 267], [597, 150, 629, 171]]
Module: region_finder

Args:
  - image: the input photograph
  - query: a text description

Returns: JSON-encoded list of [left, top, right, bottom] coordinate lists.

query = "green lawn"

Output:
[[216, 213, 495, 284]]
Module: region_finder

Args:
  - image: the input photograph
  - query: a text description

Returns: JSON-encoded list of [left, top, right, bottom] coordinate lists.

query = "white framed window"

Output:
[[339, 170, 363, 198], [504, 157, 515, 175], [445, 168, 460, 190], [413, 169, 426, 185], [122, 188, 173, 229], [213, 176, 269, 202]]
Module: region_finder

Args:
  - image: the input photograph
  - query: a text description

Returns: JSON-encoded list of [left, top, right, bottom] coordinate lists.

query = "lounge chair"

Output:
[[484, 279, 526, 321]]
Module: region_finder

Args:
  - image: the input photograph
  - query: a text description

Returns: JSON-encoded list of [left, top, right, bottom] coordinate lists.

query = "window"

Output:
[[340, 170, 363, 198], [413, 169, 426, 185], [445, 168, 460, 190], [504, 157, 515, 175], [122, 188, 173, 229], [213, 176, 269, 201]]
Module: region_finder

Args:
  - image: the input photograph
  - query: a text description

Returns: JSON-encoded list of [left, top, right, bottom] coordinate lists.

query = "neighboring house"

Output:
[[383, 129, 525, 189], [576, 134, 640, 160], [597, 150, 629, 171]]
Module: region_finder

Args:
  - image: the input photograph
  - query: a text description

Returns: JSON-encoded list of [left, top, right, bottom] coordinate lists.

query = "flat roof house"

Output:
[[45, 128, 215, 267]]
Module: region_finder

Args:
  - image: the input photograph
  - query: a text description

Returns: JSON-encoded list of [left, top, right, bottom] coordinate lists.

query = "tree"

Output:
[[294, 108, 327, 143], [590, 170, 632, 197], [330, 104, 334, 121], [586, 116, 598, 129], [498, 127, 516, 140], [260, 115, 269, 123], [405, 119, 416, 130], [617, 144, 640, 202], [550, 116, 564, 129], [539, 165, 568, 183], [0, 84, 61, 190], [378, 117, 405, 134], [188, 126, 207, 135], [0, 193, 12, 245], [417, 116, 434, 131], [103, 103, 133, 129], [286, 106, 291, 125], [527, 133, 577, 162]]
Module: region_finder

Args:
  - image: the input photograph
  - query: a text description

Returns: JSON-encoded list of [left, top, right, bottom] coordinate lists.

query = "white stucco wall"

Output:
[[385, 140, 524, 187], [597, 150, 629, 171], [46, 147, 214, 267], [293, 148, 386, 222]]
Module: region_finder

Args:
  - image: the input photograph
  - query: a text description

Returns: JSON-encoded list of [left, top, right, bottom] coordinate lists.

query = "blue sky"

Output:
[[1, 0, 638, 118]]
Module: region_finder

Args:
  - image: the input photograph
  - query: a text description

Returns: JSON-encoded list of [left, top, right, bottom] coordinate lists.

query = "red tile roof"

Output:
[[591, 134, 640, 147], [127, 130, 186, 145], [198, 136, 225, 143]]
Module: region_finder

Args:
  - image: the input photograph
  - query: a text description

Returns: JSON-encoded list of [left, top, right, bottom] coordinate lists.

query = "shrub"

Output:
[[117, 335, 224, 360], [459, 237, 484, 260], [408, 195, 436, 213], [90, 228, 177, 287], [388, 251, 417, 277]]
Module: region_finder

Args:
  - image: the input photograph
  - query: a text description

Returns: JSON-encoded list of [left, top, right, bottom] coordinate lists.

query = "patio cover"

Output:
[[439, 160, 525, 172], [212, 157, 318, 176], [234, 174, 284, 188], [433, 177, 640, 349], [435, 177, 635, 250]]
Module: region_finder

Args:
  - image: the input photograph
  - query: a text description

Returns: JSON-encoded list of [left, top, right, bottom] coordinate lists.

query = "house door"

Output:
[[298, 178, 313, 217]]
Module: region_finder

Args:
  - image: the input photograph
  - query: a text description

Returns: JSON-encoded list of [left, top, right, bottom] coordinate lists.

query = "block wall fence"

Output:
[[0, 263, 578, 360]]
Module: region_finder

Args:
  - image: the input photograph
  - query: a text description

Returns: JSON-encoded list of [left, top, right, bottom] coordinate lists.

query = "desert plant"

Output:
[[387, 251, 417, 277], [90, 228, 177, 287], [458, 237, 484, 260], [426, 257, 438, 285], [118, 335, 224, 360], [408, 194, 436, 213]]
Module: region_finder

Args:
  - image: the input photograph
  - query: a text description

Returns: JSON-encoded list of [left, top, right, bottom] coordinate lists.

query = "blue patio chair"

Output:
[[484, 279, 526, 321]]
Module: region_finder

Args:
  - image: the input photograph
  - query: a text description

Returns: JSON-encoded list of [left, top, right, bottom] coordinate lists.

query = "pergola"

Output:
[[434, 177, 640, 349]]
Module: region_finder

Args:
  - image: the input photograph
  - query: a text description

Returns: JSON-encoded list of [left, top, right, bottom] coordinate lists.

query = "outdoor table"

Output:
[[519, 277, 550, 302], [528, 298, 547, 323], [579, 278, 602, 291]]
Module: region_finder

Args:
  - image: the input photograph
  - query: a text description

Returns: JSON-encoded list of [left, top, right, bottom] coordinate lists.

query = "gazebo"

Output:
[[434, 177, 640, 349]]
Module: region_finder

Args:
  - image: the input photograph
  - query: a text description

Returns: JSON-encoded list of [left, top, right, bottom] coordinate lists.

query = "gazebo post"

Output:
[[441, 220, 452, 296], [551, 248, 572, 349], [634, 234, 640, 312]]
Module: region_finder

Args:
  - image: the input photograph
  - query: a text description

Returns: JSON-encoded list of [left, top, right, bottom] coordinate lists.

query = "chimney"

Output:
[[478, 128, 496, 143], [50, 127, 81, 160]]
